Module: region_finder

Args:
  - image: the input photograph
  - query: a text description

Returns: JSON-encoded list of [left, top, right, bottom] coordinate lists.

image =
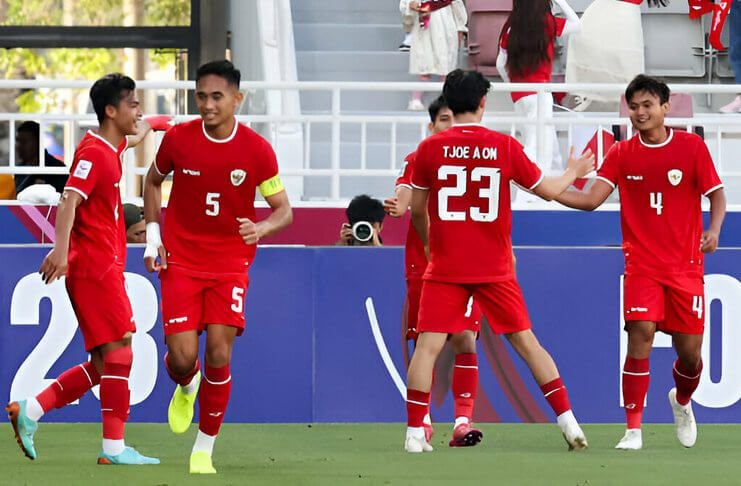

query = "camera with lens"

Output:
[[342, 195, 385, 247]]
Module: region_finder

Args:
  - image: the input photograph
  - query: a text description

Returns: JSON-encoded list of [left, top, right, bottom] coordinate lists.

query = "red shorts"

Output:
[[417, 278, 530, 335], [66, 268, 136, 351], [160, 266, 249, 336], [406, 278, 481, 340], [623, 273, 705, 334]]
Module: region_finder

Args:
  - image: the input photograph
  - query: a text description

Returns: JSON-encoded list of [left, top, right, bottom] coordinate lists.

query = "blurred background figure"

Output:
[[124, 203, 146, 244], [400, 0, 468, 111], [497, 0, 580, 201], [337, 194, 385, 246], [565, 0, 667, 111], [14, 121, 68, 195]]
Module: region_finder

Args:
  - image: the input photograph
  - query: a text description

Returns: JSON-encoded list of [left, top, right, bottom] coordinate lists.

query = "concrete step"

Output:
[[294, 23, 402, 52], [292, 0, 400, 24]]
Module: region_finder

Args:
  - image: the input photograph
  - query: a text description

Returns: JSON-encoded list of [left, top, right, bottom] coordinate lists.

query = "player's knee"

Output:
[[678, 351, 702, 372], [205, 345, 231, 368], [450, 332, 476, 354], [167, 349, 198, 375], [103, 345, 133, 367]]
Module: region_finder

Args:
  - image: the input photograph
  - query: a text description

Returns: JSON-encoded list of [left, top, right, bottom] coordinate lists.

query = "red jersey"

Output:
[[411, 124, 543, 282], [396, 151, 427, 279], [155, 118, 282, 276], [64, 131, 128, 279], [596, 129, 723, 277], [500, 15, 566, 102]]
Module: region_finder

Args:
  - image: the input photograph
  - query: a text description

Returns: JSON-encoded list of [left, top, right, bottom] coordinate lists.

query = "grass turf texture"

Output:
[[2, 423, 741, 485]]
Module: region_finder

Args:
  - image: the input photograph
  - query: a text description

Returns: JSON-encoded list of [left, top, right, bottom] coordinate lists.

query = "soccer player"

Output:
[[6, 73, 159, 465], [556, 74, 726, 450], [404, 69, 594, 453], [385, 95, 483, 448], [142, 60, 293, 474]]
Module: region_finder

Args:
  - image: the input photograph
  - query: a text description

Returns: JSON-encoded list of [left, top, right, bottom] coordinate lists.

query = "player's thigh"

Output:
[[406, 278, 423, 340], [472, 279, 531, 334], [66, 269, 135, 352], [159, 267, 205, 336], [417, 280, 472, 334], [663, 276, 705, 335], [202, 274, 249, 335], [623, 274, 665, 325]]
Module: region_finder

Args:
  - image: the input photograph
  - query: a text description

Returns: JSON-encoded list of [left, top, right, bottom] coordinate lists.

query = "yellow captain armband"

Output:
[[258, 174, 285, 197]]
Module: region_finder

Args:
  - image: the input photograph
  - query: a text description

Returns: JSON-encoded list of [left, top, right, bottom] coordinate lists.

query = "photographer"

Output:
[[336, 194, 385, 246]]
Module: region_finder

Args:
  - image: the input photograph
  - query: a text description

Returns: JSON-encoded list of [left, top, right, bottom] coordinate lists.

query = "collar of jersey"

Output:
[[87, 130, 118, 153], [638, 128, 673, 148], [452, 123, 486, 129], [201, 117, 238, 143]]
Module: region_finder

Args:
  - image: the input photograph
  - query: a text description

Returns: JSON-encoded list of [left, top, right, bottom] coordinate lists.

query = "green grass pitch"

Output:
[[2, 423, 740, 485]]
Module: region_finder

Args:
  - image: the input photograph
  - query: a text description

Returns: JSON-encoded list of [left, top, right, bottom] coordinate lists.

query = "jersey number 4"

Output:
[[438, 165, 501, 222], [650, 192, 663, 215]]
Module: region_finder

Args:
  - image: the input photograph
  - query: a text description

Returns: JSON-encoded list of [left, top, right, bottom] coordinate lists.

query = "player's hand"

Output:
[[701, 229, 719, 253], [383, 197, 404, 218], [238, 217, 260, 245], [143, 222, 167, 272], [39, 247, 67, 284], [144, 115, 174, 132], [144, 245, 167, 272], [566, 147, 596, 178], [339, 223, 353, 245]]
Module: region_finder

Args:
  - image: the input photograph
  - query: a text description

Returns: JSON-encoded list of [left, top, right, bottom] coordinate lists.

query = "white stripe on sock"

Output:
[[79, 364, 94, 386]]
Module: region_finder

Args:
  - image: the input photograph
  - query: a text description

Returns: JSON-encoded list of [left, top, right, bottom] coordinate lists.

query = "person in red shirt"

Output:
[[385, 95, 484, 448], [143, 60, 292, 474], [556, 74, 727, 451], [496, 0, 580, 193], [6, 74, 159, 466], [403, 69, 594, 453]]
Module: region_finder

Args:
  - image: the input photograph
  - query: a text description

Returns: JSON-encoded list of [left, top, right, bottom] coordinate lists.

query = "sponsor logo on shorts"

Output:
[[167, 316, 188, 325], [628, 307, 648, 313]]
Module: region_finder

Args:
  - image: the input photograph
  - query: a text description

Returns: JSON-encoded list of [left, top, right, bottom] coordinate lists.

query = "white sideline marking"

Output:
[[365, 297, 406, 399]]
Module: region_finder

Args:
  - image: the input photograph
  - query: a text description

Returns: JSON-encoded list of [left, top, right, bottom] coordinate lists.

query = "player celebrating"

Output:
[[143, 60, 292, 474], [385, 95, 483, 448], [6, 74, 159, 465], [404, 69, 593, 453], [556, 74, 726, 450]]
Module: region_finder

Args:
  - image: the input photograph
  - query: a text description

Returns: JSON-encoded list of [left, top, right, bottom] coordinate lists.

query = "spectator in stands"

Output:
[[720, 1, 741, 113], [14, 121, 67, 195], [124, 203, 146, 243], [400, 0, 468, 111], [496, 0, 580, 198], [565, 0, 667, 111], [400, 11, 414, 51], [337, 194, 385, 246]]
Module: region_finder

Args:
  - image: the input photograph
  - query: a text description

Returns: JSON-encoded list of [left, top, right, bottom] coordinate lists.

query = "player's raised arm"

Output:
[[555, 178, 614, 211], [127, 115, 173, 148], [142, 163, 168, 272], [384, 185, 412, 218], [39, 190, 84, 284], [701, 187, 726, 253], [533, 147, 595, 201]]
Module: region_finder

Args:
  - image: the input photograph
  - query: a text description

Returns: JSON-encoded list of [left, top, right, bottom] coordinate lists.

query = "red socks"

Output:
[[164, 352, 200, 386], [100, 346, 133, 441], [36, 362, 100, 412], [406, 389, 430, 427], [540, 377, 571, 416], [198, 364, 232, 436], [710, 0, 731, 50], [673, 359, 703, 406], [452, 353, 478, 420], [622, 357, 650, 429]]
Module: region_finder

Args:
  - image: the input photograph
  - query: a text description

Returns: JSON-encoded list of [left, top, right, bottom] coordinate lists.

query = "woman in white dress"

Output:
[[400, 0, 468, 110], [565, 0, 667, 111]]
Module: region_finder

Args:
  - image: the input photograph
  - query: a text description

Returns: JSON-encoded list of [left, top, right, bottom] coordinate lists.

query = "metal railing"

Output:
[[1, 80, 741, 205]]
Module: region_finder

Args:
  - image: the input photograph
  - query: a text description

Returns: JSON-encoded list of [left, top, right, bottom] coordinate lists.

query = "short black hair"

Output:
[[442, 69, 490, 115], [346, 194, 385, 225], [196, 60, 241, 87], [89, 73, 136, 124], [17, 121, 40, 139], [625, 74, 671, 105], [428, 95, 449, 124]]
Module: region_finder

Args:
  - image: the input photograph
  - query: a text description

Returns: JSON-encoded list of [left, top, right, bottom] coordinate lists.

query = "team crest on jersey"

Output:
[[667, 169, 683, 186], [230, 169, 247, 186]]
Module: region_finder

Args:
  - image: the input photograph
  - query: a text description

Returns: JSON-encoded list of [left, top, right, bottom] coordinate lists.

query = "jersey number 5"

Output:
[[438, 165, 501, 222], [206, 192, 220, 216]]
